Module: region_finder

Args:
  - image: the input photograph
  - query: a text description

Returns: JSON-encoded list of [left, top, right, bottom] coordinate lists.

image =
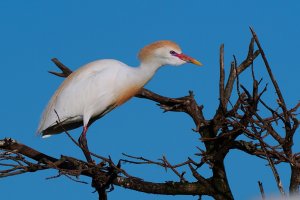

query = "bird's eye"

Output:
[[170, 50, 177, 56]]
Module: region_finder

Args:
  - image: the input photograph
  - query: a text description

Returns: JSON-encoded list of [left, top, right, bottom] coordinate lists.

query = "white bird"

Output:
[[37, 40, 202, 162]]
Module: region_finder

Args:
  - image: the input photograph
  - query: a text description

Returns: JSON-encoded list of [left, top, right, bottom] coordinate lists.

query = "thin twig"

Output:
[[258, 181, 266, 200], [161, 156, 187, 182], [219, 44, 225, 109], [259, 140, 286, 197], [249, 27, 291, 134]]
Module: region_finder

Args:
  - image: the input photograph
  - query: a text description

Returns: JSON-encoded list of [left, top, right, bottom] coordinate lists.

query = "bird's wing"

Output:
[[41, 103, 117, 136], [37, 59, 126, 135]]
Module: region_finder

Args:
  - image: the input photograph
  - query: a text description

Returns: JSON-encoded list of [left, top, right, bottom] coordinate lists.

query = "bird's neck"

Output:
[[136, 61, 162, 84]]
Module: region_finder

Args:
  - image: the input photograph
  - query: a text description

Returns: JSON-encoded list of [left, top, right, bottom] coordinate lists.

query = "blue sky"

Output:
[[0, 1, 299, 199]]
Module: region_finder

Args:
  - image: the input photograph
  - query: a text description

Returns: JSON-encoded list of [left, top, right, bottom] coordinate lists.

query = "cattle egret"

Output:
[[37, 40, 202, 162]]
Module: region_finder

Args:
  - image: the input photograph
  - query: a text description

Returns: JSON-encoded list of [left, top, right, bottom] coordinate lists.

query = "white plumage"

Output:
[[38, 59, 145, 135], [37, 40, 202, 162]]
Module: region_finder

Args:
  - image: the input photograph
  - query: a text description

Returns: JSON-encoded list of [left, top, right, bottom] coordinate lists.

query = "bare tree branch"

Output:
[[1, 29, 299, 199]]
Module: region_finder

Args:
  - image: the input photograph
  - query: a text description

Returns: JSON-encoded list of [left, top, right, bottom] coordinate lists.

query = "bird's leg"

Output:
[[78, 126, 93, 163]]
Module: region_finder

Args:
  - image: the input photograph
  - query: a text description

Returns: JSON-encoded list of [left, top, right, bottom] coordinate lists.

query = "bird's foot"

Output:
[[78, 135, 94, 164]]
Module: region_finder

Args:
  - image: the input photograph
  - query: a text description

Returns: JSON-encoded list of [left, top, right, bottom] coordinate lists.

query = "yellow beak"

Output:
[[178, 53, 203, 66], [189, 58, 203, 66]]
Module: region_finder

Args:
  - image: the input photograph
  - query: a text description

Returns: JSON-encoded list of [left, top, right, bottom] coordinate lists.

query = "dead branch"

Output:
[[259, 139, 286, 196], [0, 138, 214, 196], [49, 58, 72, 77], [1, 29, 299, 199]]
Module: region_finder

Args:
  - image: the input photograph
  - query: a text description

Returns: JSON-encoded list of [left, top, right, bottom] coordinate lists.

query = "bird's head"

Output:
[[138, 40, 202, 67]]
